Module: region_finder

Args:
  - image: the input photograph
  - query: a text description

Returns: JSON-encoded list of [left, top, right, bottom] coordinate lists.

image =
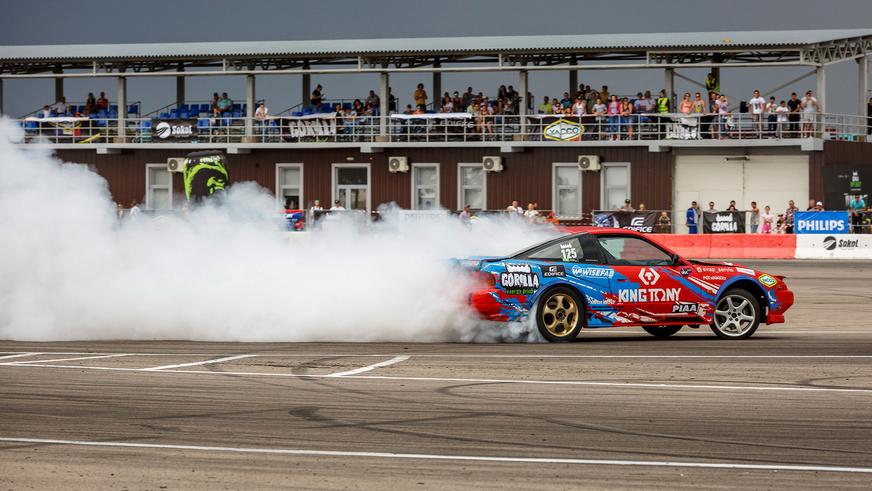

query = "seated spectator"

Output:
[[560, 92, 572, 110], [213, 92, 232, 117], [403, 104, 413, 115], [413, 104, 426, 115], [96, 92, 109, 111], [551, 98, 561, 115], [441, 94, 453, 112], [51, 96, 68, 115], [538, 96, 552, 114], [83, 92, 96, 116]]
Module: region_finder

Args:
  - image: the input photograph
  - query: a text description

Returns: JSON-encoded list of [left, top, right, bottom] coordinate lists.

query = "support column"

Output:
[[0, 79, 4, 115], [432, 64, 442, 111], [519, 69, 528, 137], [568, 56, 578, 96], [301, 64, 311, 109], [664, 68, 674, 111], [711, 67, 720, 94], [246, 74, 255, 140], [379, 71, 389, 138], [54, 77, 64, 102], [117, 76, 127, 142], [175, 70, 185, 109], [859, 55, 868, 124], [816, 65, 826, 112]]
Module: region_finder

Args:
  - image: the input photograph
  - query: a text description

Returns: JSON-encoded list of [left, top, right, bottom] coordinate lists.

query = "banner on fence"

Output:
[[152, 118, 196, 141], [702, 211, 745, 233], [278, 114, 337, 138], [593, 210, 657, 233], [794, 211, 850, 234], [795, 234, 872, 259]]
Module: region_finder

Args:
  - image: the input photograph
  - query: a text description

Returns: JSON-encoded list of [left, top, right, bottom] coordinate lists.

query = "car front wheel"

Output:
[[710, 289, 760, 339], [536, 287, 584, 342]]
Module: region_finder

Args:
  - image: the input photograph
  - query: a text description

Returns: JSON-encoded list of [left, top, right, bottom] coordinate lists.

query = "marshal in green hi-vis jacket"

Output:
[[182, 151, 230, 203]]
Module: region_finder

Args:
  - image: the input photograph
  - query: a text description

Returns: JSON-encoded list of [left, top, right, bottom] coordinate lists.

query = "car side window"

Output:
[[597, 236, 674, 266], [524, 238, 584, 263]]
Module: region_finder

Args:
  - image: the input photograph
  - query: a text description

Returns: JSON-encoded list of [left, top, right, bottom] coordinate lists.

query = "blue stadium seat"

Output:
[[232, 103, 241, 112], [292, 111, 303, 117], [169, 109, 179, 119], [343, 103, 352, 110], [302, 108, 313, 115], [159, 112, 170, 120], [140, 120, 152, 130], [180, 104, 190, 113], [200, 104, 210, 113], [179, 111, 189, 119], [127, 105, 139, 114], [197, 118, 210, 132], [231, 110, 242, 118], [109, 105, 118, 112], [26, 121, 39, 129]]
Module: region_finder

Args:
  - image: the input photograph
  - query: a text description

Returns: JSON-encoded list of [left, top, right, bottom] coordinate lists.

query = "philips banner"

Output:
[[593, 211, 658, 233], [794, 211, 850, 234], [702, 211, 746, 234]]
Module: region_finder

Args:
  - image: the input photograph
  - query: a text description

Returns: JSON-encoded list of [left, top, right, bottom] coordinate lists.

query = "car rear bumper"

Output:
[[766, 289, 794, 325], [469, 290, 509, 322]]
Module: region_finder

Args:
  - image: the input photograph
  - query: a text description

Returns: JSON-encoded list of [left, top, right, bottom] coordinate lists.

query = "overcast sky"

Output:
[[1, 0, 870, 117]]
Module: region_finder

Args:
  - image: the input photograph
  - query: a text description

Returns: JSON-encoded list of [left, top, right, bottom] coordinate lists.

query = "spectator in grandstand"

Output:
[[801, 90, 820, 137], [560, 92, 572, 111], [600, 86, 610, 104], [592, 98, 607, 139], [83, 92, 96, 116], [310, 199, 323, 213], [538, 96, 552, 114], [366, 90, 380, 110], [607, 95, 620, 140], [549, 98, 561, 115], [717, 95, 731, 139], [849, 193, 866, 233], [679, 93, 693, 115], [633, 92, 646, 114], [748, 89, 766, 137], [213, 92, 232, 117], [657, 211, 672, 233], [389, 87, 396, 112], [40, 105, 51, 118], [403, 104, 413, 115], [708, 201, 717, 212], [748, 201, 760, 233], [727, 200, 738, 211], [440, 94, 453, 112], [413, 83, 428, 110], [330, 200, 345, 211], [452, 92, 462, 113], [524, 202, 539, 220], [765, 96, 778, 137], [806, 199, 816, 211], [311, 85, 323, 108], [814, 201, 825, 211], [686, 201, 700, 234], [128, 200, 141, 218], [96, 92, 109, 111], [787, 92, 801, 137], [254, 101, 269, 121], [705, 72, 719, 95], [620, 98, 635, 139], [760, 205, 775, 234], [573, 97, 587, 117], [692, 92, 706, 114], [784, 200, 797, 233], [620, 199, 634, 212], [51, 96, 68, 115]]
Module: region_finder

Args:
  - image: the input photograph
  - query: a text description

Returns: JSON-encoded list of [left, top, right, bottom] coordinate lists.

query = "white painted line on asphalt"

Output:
[[0, 353, 41, 361], [326, 355, 411, 377], [142, 354, 256, 371], [1, 436, 870, 474], [4, 362, 872, 395], [7, 354, 131, 365]]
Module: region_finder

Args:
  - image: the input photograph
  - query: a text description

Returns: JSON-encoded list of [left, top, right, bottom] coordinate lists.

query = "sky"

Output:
[[1, 0, 870, 117]]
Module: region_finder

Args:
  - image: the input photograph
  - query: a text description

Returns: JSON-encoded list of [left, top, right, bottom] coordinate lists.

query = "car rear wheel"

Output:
[[710, 289, 760, 339], [642, 325, 683, 338], [536, 287, 584, 342]]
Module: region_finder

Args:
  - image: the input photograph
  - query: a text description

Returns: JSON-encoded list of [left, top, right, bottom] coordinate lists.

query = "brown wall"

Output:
[[55, 146, 674, 213], [810, 141, 872, 202]]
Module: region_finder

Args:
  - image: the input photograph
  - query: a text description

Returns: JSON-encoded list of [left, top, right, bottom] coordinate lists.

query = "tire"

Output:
[[642, 325, 683, 338], [710, 289, 761, 339], [536, 287, 584, 342]]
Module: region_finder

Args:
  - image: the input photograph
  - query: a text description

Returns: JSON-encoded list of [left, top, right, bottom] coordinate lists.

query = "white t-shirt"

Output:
[[572, 101, 586, 116], [801, 96, 818, 113], [775, 106, 789, 122], [749, 96, 765, 115], [330, 205, 345, 211]]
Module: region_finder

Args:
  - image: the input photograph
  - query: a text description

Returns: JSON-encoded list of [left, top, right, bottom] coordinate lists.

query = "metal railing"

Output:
[[15, 112, 872, 145]]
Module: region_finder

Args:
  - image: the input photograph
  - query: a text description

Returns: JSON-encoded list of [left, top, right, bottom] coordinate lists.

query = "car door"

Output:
[[594, 234, 683, 324]]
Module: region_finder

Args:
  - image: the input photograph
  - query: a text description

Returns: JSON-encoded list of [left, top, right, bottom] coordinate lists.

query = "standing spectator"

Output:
[[311, 85, 323, 108], [607, 95, 620, 140], [692, 92, 706, 114], [849, 193, 866, 233], [707, 201, 717, 213], [83, 92, 96, 116], [440, 94, 453, 112], [592, 98, 607, 139], [638, 203, 646, 211], [310, 199, 323, 213], [686, 201, 700, 234], [506, 200, 523, 213], [620, 198, 634, 212], [708, 91, 720, 138], [388, 87, 396, 112], [51, 96, 68, 115], [717, 95, 731, 139], [572, 97, 587, 117], [96, 92, 109, 111], [209, 92, 219, 114], [705, 72, 720, 95], [775, 100, 790, 138], [656, 211, 672, 233], [538, 96, 552, 114], [560, 92, 572, 110], [128, 200, 141, 218], [814, 201, 825, 211], [727, 200, 738, 211], [748, 201, 760, 233], [413, 83, 428, 110], [787, 92, 801, 137], [748, 89, 766, 137], [656, 89, 670, 137], [550, 98, 562, 115], [806, 198, 817, 211], [760, 205, 774, 234], [459, 205, 472, 224], [678, 93, 693, 115], [620, 97, 635, 140], [800, 90, 820, 137], [330, 199, 345, 211], [461, 87, 474, 110], [403, 104, 413, 115], [765, 96, 778, 137], [452, 92, 462, 113], [254, 101, 269, 121], [784, 200, 798, 233], [40, 105, 51, 118], [366, 90, 380, 109], [524, 202, 539, 220], [600, 86, 610, 104], [633, 92, 646, 116]]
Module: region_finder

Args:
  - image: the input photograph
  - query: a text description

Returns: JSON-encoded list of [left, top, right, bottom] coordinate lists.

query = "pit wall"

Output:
[[649, 234, 872, 260]]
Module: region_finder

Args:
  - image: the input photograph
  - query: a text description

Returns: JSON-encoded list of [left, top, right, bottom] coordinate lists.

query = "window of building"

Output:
[[145, 163, 172, 210], [411, 163, 440, 210], [552, 164, 581, 217], [457, 163, 486, 210], [276, 164, 303, 209], [333, 164, 371, 211], [601, 163, 630, 210]]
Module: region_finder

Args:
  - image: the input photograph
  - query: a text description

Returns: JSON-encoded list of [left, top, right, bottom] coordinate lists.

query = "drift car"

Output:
[[463, 229, 793, 342]]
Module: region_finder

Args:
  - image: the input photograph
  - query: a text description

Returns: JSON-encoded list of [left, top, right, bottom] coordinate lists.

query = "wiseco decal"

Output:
[[618, 288, 681, 303]]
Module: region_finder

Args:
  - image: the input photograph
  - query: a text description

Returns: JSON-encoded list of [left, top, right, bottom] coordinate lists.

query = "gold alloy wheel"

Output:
[[541, 292, 579, 337]]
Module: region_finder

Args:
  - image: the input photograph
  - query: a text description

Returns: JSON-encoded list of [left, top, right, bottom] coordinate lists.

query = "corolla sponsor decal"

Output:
[[560, 242, 578, 262], [541, 264, 565, 278], [501, 263, 540, 295], [757, 274, 777, 288], [672, 302, 699, 313], [570, 266, 614, 278], [638, 268, 660, 286], [618, 288, 681, 302]]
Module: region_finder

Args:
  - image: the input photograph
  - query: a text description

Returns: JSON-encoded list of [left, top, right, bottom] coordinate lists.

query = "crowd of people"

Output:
[[39, 92, 111, 117], [682, 197, 869, 234]]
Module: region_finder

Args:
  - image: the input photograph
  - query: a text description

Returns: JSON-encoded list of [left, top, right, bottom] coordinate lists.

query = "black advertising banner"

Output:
[[593, 210, 658, 233], [823, 164, 870, 209], [152, 118, 197, 141], [183, 151, 230, 203], [703, 211, 746, 233]]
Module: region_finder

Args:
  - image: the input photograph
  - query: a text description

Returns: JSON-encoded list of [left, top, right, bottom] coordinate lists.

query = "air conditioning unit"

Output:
[[577, 155, 601, 171], [167, 157, 186, 173], [482, 156, 503, 172], [388, 156, 409, 173]]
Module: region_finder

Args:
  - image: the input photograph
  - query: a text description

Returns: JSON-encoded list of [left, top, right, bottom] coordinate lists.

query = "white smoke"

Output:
[[0, 119, 558, 342]]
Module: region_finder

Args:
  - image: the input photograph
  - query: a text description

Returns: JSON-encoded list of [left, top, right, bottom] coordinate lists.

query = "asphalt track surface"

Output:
[[2, 260, 872, 490]]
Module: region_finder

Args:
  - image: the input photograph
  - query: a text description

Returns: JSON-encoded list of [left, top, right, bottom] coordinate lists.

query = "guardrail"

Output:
[[16, 111, 872, 145]]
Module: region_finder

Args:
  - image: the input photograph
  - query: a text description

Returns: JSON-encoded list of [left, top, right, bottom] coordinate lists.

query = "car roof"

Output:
[[569, 227, 649, 238]]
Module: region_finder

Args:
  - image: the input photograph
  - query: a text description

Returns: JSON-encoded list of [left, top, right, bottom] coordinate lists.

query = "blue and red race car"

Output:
[[464, 229, 794, 342]]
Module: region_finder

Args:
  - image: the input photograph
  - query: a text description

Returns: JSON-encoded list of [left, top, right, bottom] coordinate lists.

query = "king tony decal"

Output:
[[500, 263, 541, 295], [617, 267, 680, 302]]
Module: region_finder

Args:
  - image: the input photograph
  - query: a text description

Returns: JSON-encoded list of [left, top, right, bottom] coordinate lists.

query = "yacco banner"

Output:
[[279, 114, 337, 138], [152, 118, 196, 141], [183, 151, 229, 203], [702, 211, 745, 234], [795, 234, 872, 259], [530, 116, 586, 141], [593, 211, 657, 233], [794, 211, 850, 234]]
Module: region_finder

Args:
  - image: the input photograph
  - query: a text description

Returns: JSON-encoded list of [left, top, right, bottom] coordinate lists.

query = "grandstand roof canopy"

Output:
[[2, 29, 871, 77]]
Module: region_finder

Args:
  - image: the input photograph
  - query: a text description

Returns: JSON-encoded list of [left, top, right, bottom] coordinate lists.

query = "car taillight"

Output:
[[473, 271, 496, 288]]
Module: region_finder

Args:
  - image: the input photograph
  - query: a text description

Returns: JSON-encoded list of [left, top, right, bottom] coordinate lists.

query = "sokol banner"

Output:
[[794, 211, 850, 234], [702, 211, 746, 233], [593, 210, 657, 233], [152, 118, 196, 141]]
